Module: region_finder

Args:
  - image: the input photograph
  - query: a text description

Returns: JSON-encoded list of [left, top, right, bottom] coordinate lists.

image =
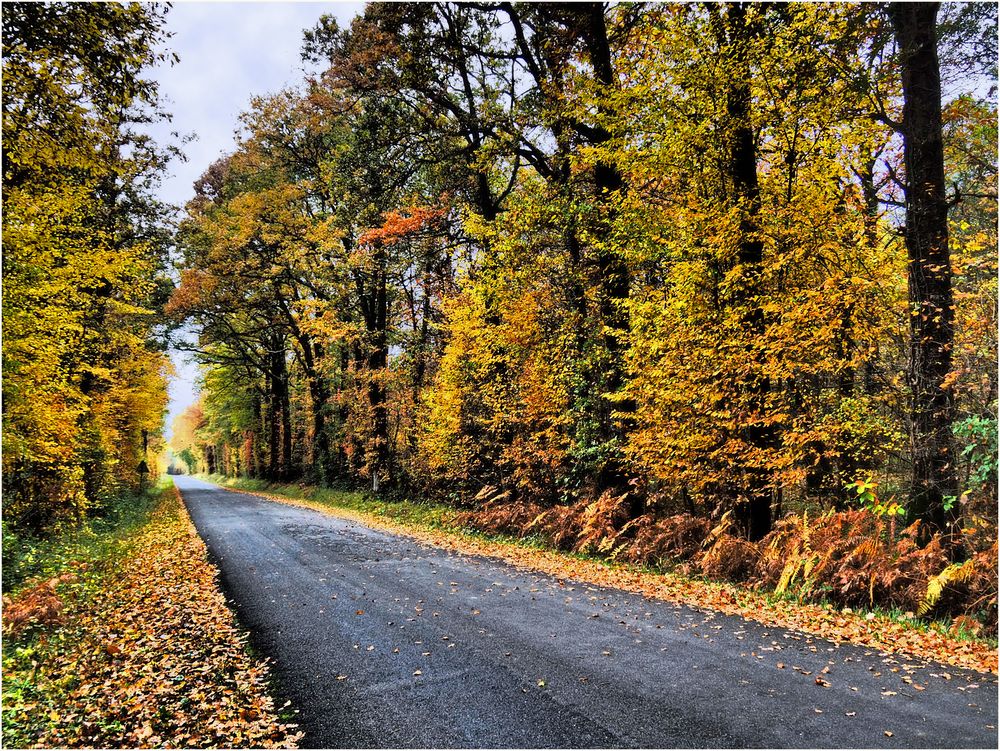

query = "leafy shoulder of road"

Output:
[[207, 475, 998, 676], [1, 480, 302, 749]]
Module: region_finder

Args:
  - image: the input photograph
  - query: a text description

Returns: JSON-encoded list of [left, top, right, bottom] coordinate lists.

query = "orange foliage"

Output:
[[1, 573, 77, 639], [357, 206, 447, 247]]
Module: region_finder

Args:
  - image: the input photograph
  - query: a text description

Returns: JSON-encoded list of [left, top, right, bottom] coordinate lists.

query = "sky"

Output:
[[148, 1, 363, 440]]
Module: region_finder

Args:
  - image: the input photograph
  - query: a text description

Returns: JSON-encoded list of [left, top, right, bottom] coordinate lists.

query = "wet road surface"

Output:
[[176, 475, 998, 748]]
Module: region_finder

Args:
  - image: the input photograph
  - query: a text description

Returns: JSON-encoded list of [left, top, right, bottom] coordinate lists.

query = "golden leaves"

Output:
[[3, 487, 302, 749]]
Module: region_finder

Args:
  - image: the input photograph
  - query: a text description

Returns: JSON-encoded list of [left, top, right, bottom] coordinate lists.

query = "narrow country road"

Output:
[[175, 476, 998, 748]]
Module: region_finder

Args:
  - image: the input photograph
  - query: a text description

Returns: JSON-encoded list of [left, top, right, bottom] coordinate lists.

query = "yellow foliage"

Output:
[[919, 560, 977, 617]]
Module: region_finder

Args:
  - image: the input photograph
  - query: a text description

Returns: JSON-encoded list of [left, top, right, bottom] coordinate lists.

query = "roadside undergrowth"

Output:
[[1, 481, 301, 749], [205, 475, 997, 676]]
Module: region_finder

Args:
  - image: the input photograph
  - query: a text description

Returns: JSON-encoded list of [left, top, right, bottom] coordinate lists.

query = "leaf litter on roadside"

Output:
[[2, 486, 302, 748]]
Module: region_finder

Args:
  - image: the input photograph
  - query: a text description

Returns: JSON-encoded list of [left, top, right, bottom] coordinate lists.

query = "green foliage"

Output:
[[955, 413, 998, 492], [847, 478, 906, 518], [1, 481, 165, 593], [176, 448, 199, 474]]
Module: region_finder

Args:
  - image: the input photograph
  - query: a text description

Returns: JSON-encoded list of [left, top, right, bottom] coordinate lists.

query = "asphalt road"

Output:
[[175, 475, 998, 748]]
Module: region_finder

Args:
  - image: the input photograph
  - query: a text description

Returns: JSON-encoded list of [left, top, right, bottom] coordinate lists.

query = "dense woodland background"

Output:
[[3, 2, 998, 632]]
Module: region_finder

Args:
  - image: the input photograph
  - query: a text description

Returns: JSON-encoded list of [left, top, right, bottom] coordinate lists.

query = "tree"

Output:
[[173, 2, 997, 569], [2, 2, 174, 532], [887, 2, 959, 533]]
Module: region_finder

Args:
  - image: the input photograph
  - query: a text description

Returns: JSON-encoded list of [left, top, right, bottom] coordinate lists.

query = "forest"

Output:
[[3, 3, 174, 550], [4, 2, 999, 638]]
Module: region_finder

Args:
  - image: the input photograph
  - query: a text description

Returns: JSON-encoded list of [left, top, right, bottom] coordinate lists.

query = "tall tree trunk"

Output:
[[293, 327, 333, 486], [371, 248, 390, 491], [360, 246, 391, 491], [564, 3, 637, 505], [266, 368, 279, 480], [888, 2, 958, 534], [858, 156, 882, 396], [722, 2, 772, 540], [338, 344, 353, 474], [249, 392, 262, 479], [308, 366, 333, 485], [267, 343, 292, 481], [279, 364, 293, 482]]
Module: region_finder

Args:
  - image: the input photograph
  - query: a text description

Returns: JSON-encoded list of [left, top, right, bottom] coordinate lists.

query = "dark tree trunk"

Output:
[[857, 157, 882, 398], [371, 248, 390, 491], [279, 367, 293, 481], [309, 372, 332, 485], [249, 393, 262, 479], [266, 367, 279, 480], [579, 2, 630, 407], [247, 392, 260, 478], [359, 246, 391, 491], [294, 329, 333, 486], [722, 2, 772, 540], [338, 345, 353, 474], [562, 3, 638, 508], [888, 2, 958, 534], [267, 343, 292, 481]]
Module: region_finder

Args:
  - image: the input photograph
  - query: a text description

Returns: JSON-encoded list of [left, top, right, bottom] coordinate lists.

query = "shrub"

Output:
[[1, 573, 77, 639]]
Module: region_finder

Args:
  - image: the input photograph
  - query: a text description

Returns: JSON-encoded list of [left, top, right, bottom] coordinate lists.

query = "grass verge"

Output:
[[203, 474, 998, 675], [1, 478, 301, 749]]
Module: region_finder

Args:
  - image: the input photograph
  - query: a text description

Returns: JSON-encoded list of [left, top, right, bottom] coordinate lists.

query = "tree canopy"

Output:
[[168, 1, 995, 554], [2, 1, 175, 532]]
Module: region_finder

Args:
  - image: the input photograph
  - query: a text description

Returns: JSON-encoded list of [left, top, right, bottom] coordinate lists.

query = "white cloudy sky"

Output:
[[150, 1, 363, 439]]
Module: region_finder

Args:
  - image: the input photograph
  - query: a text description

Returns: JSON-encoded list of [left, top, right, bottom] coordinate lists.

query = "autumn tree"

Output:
[[2, 2, 174, 532], [170, 70, 459, 490], [176, 2, 996, 569], [887, 2, 959, 533]]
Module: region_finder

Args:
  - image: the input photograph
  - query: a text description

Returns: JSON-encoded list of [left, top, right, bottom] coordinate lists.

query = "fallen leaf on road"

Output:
[[884, 730, 894, 737], [226, 485, 999, 675]]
